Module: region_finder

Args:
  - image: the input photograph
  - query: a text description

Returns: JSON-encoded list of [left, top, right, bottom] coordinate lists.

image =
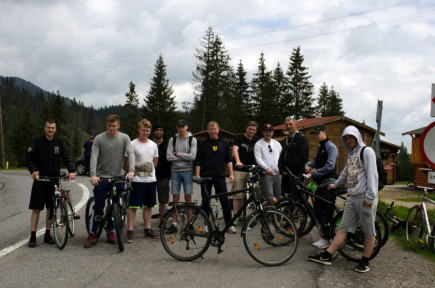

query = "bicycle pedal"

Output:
[[74, 215, 81, 220]]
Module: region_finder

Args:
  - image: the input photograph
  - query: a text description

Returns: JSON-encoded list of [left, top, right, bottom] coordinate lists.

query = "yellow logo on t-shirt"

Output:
[[213, 146, 217, 151]]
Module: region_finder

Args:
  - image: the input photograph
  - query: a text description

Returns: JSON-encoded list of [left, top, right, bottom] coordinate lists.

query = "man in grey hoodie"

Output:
[[308, 125, 378, 273], [165, 119, 197, 234]]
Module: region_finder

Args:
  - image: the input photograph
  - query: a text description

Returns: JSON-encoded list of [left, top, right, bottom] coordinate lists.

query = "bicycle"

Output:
[[84, 177, 130, 252], [278, 168, 382, 262], [405, 186, 435, 250], [38, 174, 80, 249], [159, 166, 299, 266]]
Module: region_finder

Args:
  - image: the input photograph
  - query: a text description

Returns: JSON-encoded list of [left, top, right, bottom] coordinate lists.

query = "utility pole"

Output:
[[371, 100, 382, 158], [0, 92, 5, 168]]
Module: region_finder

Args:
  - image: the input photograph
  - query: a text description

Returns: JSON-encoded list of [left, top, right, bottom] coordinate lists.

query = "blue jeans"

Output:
[[90, 182, 125, 235], [171, 171, 193, 195], [201, 177, 232, 225]]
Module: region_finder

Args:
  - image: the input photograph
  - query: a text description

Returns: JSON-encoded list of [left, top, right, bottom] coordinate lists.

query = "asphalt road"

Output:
[[0, 170, 433, 288]]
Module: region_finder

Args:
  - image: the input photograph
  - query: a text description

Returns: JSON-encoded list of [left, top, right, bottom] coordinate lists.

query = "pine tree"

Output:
[[123, 81, 141, 139], [143, 54, 177, 132], [191, 27, 233, 130], [316, 83, 329, 117], [272, 62, 288, 123], [286, 47, 315, 119], [328, 86, 345, 116], [50, 90, 67, 139], [250, 52, 276, 126]]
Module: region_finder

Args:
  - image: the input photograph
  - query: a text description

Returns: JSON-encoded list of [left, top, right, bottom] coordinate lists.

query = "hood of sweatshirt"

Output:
[[341, 125, 365, 154]]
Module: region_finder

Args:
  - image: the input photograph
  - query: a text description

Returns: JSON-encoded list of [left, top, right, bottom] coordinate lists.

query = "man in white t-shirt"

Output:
[[125, 119, 159, 243]]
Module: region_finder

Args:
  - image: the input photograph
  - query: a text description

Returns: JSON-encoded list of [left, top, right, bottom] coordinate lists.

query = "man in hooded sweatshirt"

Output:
[[308, 125, 378, 273]]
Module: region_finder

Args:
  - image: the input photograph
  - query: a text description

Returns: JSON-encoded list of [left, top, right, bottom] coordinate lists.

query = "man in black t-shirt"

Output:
[[26, 119, 75, 248], [231, 121, 259, 223]]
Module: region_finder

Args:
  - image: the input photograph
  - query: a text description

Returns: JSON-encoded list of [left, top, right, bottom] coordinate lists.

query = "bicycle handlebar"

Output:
[[98, 176, 127, 184]]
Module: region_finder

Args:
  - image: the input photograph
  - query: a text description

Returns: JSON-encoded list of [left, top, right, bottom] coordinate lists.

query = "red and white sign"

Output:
[[420, 121, 435, 169], [432, 83, 435, 117]]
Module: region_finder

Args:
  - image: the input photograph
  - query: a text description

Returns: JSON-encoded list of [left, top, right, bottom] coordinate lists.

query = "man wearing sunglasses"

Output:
[[254, 123, 282, 206]]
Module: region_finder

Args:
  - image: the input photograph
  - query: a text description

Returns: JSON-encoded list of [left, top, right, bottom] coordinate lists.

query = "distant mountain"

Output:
[[0, 76, 53, 100]]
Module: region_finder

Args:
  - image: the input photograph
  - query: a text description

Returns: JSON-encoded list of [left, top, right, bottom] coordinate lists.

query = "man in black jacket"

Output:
[[26, 119, 75, 247], [195, 121, 236, 234], [278, 116, 309, 196]]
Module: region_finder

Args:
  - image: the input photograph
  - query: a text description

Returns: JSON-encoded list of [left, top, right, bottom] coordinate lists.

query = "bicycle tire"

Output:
[[333, 210, 382, 262], [275, 199, 312, 237], [376, 211, 389, 247], [431, 222, 435, 251], [405, 205, 424, 245], [52, 200, 69, 249], [112, 202, 125, 252], [85, 197, 103, 238], [243, 208, 298, 266], [66, 199, 75, 237], [160, 204, 211, 261]]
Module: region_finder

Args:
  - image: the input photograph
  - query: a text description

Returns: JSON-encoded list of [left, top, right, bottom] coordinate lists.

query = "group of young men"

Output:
[[26, 114, 379, 273]]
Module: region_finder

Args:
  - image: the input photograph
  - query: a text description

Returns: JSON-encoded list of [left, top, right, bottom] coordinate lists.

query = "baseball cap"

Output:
[[310, 124, 326, 134], [177, 119, 188, 126], [263, 123, 274, 130]]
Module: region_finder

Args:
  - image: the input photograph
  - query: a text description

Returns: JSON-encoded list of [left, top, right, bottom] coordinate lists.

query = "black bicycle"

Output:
[[39, 173, 80, 249], [160, 166, 299, 266], [85, 177, 129, 252], [277, 168, 382, 262]]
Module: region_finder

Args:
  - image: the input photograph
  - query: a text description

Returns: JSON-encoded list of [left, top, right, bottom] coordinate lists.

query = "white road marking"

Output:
[[0, 182, 90, 258]]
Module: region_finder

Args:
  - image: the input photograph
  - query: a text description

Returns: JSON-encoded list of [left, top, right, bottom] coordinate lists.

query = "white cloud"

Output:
[[1, 0, 434, 151]]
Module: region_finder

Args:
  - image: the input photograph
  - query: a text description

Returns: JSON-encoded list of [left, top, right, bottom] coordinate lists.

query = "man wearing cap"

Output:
[[305, 124, 338, 249], [153, 122, 172, 228], [165, 119, 197, 234], [254, 123, 282, 206], [278, 116, 309, 196]]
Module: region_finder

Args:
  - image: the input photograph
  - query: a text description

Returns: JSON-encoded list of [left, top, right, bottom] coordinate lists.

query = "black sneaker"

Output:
[[28, 238, 36, 248], [166, 224, 177, 234], [354, 262, 370, 273], [44, 235, 55, 245], [307, 252, 332, 266]]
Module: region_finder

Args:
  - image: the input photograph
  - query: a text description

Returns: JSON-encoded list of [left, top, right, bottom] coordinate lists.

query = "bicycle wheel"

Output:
[[405, 205, 424, 245], [85, 197, 103, 238], [160, 204, 211, 261], [431, 222, 435, 251], [66, 199, 75, 237], [376, 211, 389, 247], [275, 199, 311, 237], [112, 202, 125, 252], [243, 208, 298, 266], [52, 200, 69, 249], [332, 211, 382, 262]]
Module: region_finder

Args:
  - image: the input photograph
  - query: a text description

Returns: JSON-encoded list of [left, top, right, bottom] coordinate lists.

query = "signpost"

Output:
[[432, 84, 435, 117]]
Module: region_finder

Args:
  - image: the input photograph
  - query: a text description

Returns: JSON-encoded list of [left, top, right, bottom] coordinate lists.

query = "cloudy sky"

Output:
[[1, 0, 434, 150]]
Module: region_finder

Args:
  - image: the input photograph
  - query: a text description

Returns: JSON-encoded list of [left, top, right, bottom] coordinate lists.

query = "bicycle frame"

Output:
[[417, 187, 435, 244]]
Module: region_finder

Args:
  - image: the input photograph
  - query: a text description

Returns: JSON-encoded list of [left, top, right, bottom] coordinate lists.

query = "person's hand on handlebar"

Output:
[[68, 172, 75, 180], [125, 171, 134, 181], [90, 177, 100, 186], [327, 183, 335, 190]]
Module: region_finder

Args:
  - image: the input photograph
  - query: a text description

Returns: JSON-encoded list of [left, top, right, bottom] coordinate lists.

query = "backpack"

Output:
[[172, 135, 193, 153], [360, 146, 387, 191]]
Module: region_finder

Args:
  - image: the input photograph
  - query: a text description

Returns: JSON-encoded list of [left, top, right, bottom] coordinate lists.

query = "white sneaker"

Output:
[[312, 238, 330, 249]]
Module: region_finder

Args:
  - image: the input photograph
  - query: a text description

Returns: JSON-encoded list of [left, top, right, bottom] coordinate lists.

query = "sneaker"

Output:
[[354, 262, 370, 273], [228, 226, 237, 234], [126, 230, 134, 243], [144, 228, 160, 239], [28, 238, 36, 248], [84, 233, 97, 248], [166, 224, 177, 234], [44, 235, 55, 245], [106, 231, 118, 245], [307, 252, 332, 266], [312, 238, 330, 249]]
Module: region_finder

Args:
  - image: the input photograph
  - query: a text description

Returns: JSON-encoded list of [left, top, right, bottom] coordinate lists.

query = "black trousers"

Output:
[[313, 186, 336, 239]]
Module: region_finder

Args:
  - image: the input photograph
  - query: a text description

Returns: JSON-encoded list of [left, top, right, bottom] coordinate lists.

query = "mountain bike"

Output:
[[160, 166, 299, 266], [84, 177, 130, 252], [279, 168, 382, 262], [405, 186, 435, 250], [38, 174, 80, 249]]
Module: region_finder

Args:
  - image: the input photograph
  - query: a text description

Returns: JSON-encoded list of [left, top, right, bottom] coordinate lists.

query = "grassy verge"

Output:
[[378, 200, 435, 262]]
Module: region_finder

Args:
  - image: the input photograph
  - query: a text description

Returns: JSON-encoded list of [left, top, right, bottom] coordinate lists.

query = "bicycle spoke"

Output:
[[52, 200, 68, 249]]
